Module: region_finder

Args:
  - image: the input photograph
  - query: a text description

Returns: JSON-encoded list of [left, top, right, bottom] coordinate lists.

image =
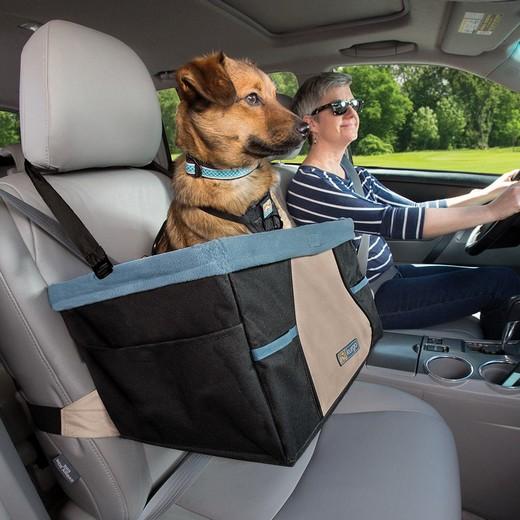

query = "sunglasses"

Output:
[[311, 98, 364, 116]]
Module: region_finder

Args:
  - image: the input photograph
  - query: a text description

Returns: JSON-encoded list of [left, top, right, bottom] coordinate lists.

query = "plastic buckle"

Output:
[[187, 155, 203, 178], [93, 257, 113, 279]]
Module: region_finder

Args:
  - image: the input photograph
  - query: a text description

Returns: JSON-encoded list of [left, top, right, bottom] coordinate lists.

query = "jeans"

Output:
[[374, 264, 520, 339]]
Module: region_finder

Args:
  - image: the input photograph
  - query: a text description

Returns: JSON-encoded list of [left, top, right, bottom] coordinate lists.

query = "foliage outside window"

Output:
[[335, 65, 520, 174], [0, 110, 20, 147], [158, 88, 181, 155], [269, 72, 299, 97]]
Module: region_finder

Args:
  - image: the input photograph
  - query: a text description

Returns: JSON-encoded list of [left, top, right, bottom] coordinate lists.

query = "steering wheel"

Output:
[[465, 171, 520, 256], [465, 213, 520, 255]]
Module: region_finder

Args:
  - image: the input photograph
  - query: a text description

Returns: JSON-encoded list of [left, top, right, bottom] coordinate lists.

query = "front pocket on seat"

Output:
[[84, 324, 284, 463], [253, 331, 322, 464]]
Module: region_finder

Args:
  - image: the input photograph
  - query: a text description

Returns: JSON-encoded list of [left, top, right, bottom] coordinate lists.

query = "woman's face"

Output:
[[305, 85, 360, 148]]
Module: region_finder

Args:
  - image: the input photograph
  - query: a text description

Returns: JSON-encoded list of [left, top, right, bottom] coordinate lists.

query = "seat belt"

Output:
[[0, 188, 87, 265], [340, 155, 369, 276]]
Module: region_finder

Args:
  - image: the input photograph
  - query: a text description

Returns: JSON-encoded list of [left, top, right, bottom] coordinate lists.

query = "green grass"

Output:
[[177, 147, 520, 175], [352, 147, 520, 174]]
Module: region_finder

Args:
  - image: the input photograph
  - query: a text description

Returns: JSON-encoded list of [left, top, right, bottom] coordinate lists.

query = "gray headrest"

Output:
[[20, 20, 162, 173]]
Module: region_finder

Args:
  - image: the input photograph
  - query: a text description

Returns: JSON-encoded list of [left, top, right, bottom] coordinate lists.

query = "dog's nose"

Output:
[[297, 122, 309, 137]]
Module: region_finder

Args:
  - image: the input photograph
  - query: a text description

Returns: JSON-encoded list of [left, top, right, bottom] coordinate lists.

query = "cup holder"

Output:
[[424, 355, 473, 385], [478, 360, 520, 394]]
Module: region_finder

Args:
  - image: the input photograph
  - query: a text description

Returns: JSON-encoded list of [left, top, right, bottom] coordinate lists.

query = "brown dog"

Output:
[[154, 52, 308, 252]]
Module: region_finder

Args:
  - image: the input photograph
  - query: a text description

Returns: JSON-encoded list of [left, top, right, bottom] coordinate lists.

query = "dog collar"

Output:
[[185, 156, 258, 180]]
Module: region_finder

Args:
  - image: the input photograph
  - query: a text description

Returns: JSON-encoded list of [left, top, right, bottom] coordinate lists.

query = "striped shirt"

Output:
[[286, 164, 447, 284]]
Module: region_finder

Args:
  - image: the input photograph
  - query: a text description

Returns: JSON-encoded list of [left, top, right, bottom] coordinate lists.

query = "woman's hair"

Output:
[[291, 72, 352, 118]]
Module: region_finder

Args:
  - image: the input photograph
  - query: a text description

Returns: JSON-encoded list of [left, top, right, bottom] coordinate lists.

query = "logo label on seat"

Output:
[[52, 454, 80, 484], [336, 339, 359, 366]]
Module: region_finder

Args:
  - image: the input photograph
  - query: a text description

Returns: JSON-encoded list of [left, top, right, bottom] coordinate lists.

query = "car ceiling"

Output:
[[0, 0, 519, 110]]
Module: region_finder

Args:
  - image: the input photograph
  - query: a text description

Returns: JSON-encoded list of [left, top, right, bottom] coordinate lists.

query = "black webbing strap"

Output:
[[144, 160, 172, 178], [24, 161, 113, 278], [27, 402, 62, 435], [199, 191, 283, 234], [422, 232, 454, 264], [341, 155, 370, 276]]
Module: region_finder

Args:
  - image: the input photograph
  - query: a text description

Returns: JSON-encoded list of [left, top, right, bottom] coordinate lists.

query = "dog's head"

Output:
[[175, 52, 308, 167]]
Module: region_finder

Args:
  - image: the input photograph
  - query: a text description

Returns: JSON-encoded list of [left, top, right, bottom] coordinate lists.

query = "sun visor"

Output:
[[216, 0, 409, 36], [441, 1, 520, 56]]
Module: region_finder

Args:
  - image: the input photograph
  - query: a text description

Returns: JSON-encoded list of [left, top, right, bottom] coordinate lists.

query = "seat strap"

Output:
[[27, 391, 118, 438], [0, 188, 88, 264], [340, 155, 369, 276], [24, 161, 113, 278], [136, 453, 212, 520]]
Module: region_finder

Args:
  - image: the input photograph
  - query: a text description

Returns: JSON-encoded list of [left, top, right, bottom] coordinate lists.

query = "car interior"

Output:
[[0, 1, 519, 519]]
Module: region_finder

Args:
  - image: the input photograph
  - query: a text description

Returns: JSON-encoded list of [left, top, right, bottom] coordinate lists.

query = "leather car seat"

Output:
[[0, 19, 462, 519]]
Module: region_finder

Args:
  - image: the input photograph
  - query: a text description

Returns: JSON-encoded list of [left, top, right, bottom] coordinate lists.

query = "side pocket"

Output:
[[83, 324, 284, 463], [253, 330, 322, 464]]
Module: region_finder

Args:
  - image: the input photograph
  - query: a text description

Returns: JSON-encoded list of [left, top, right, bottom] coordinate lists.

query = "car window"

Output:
[[0, 110, 20, 147], [158, 88, 181, 159], [269, 72, 299, 97], [332, 64, 520, 174]]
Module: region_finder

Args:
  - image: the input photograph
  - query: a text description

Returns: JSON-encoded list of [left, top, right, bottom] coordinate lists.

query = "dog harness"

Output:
[[199, 191, 283, 233], [151, 191, 283, 254], [185, 155, 259, 180]]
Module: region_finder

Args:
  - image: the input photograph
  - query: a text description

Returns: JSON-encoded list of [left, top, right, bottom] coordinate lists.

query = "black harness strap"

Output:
[[24, 160, 113, 278], [199, 191, 283, 234], [27, 402, 62, 435]]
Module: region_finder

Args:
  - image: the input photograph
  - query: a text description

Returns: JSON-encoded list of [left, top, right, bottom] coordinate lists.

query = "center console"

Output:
[[367, 332, 520, 391], [360, 332, 520, 520]]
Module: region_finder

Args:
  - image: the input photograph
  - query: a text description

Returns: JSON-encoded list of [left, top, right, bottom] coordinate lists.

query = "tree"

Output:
[[356, 134, 393, 155], [502, 110, 520, 148], [435, 97, 466, 149], [447, 70, 503, 149], [0, 111, 20, 147], [337, 65, 413, 151], [400, 66, 452, 112], [157, 88, 180, 153], [489, 89, 520, 147], [270, 72, 299, 97], [409, 107, 439, 150]]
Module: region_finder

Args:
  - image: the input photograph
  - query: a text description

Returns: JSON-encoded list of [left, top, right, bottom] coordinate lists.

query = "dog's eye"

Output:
[[245, 93, 261, 106]]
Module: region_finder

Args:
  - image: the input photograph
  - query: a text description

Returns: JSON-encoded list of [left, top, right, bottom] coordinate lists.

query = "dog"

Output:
[[153, 52, 308, 252]]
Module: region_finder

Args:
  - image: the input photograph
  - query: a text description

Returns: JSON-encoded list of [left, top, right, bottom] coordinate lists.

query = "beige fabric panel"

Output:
[[291, 251, 371, 415], [61, 390, 119, 437]]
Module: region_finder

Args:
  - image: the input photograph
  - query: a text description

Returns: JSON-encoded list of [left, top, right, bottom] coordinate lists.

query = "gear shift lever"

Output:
[[501, 296, 520, 356], [502, 320, 520, 356]]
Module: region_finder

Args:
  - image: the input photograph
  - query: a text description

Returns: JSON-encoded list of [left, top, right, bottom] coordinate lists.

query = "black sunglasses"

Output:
[[311, 98, 364, 116]]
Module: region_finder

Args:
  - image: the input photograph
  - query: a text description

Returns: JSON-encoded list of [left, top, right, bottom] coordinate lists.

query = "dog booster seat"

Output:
[[25, 164, 382, 466]]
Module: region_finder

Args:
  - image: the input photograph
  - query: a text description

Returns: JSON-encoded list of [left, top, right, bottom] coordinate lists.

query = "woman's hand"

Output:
[[487, 182, 520, 222], [480, 168, 520, 201]]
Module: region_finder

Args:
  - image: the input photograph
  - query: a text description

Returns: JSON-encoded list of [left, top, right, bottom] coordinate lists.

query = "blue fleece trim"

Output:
[[350, 276, 369, 294], [48, 219, 354, 311], [251, 326, 298, 361]]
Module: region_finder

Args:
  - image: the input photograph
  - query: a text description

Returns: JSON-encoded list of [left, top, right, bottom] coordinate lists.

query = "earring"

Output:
[[313, 134, 318, 145]]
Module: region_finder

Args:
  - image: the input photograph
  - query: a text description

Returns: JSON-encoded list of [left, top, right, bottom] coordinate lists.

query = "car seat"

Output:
[[0, 19, 462, 519]]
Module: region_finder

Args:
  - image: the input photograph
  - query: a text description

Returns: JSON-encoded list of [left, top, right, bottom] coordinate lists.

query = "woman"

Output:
[[287, 71, 520, 338]]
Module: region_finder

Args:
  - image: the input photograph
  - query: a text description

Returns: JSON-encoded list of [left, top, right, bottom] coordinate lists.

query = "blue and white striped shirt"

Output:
[[286, 164, 447, 283]]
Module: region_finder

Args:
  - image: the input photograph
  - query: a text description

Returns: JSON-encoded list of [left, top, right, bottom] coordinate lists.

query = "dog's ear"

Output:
[[176, 52, 236, 108]]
